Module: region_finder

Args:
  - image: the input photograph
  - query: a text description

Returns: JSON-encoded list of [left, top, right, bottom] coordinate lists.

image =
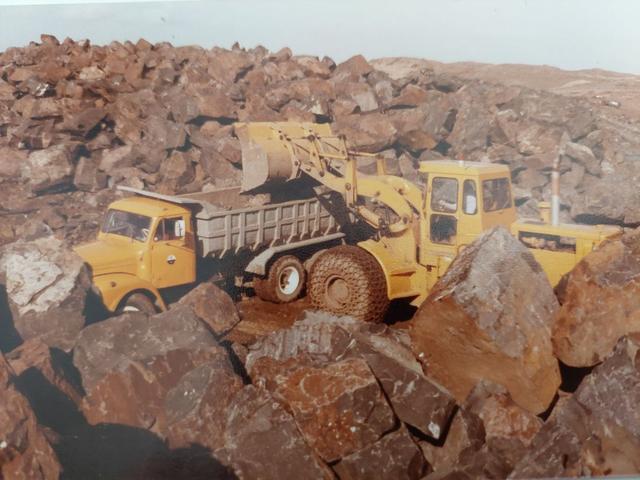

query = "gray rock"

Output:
[[0, 237, 91, 351]]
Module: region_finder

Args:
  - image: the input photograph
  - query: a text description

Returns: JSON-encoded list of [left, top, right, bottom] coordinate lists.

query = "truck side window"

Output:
[[430, 214, 457, 245], [431, 177, 458, 213], [482, 178, 512, 212], [463, 180, 477, 215], [154, 217, 185, 242]]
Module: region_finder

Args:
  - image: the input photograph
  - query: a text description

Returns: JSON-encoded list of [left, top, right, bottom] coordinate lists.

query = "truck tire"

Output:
[[253, 255, 306, 303], [117, 293, 157, 315], [308, 245, 389, 323]]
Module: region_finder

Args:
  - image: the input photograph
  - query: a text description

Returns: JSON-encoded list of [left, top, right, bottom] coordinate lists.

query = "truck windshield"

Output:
[[101, 209, 151, 242], [482, 178, 512, 212]]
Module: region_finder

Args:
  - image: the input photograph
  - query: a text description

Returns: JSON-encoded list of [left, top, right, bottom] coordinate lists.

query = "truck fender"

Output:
[[93, 273, 167, 313]]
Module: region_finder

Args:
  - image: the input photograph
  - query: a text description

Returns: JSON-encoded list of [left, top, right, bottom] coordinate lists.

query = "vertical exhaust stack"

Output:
[[551, 153, 561, 226]]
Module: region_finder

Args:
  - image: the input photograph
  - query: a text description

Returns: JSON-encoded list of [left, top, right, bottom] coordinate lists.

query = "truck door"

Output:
[[150, 215, 196, 288]]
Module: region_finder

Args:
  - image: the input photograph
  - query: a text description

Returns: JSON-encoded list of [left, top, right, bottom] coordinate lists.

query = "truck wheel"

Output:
[[253, 255, 306, 303], [117, 293, 157, 315], [308, 245, 389, 323]]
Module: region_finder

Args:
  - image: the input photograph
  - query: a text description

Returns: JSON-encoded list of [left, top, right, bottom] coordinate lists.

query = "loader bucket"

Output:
[[236, 122, 334, 191]]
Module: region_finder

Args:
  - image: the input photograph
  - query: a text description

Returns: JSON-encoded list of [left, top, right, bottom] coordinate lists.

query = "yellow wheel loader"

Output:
[[236, 122, 621, 322]]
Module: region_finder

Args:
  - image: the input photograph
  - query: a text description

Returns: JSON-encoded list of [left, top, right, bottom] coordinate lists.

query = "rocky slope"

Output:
[[1, 36, 640, 479]]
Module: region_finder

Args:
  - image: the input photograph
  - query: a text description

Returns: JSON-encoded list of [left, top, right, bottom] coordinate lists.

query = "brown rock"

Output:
[[176, 283, 240, 337], [0, 352, 61, 480], [563, 141, 601, 176], [73, 305, 219, 391], [294, 55, 332, 79], [333, 425, 430, 480], [143, 117, 186, 150], [6, 338, 82, 407], [251, 357, 396, 462], [336, 82, 379, 113], [389, 84, 430, 109], [553, 230, 640, 367], [82, 346, 231, 435], [0, 147, 26, 180], [164, 357, 243, 451], [73, 156, 103, 192], [333, 54, 374, 81], [510, 334, 640, 478], [22, 144, 75, 194], [161, 150, 196, 188], [335, 112, 398, 153], [222, 385, 332, 479], [190, 88, 237, 120], [409, 227, 561, 414], [60, 107, 106, 137], [247, 312, 455, 439], [0, 237, 91, 351]]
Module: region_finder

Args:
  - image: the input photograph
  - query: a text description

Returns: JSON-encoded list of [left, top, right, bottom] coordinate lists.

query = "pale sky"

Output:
[[1, 0, 639, 74]]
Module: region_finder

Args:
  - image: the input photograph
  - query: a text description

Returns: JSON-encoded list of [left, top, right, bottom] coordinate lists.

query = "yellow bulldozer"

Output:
[[236, 122, 621, 322]]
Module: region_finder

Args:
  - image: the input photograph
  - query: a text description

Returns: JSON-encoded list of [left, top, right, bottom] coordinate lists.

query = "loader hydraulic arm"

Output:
[[236, 122, 423, 235]]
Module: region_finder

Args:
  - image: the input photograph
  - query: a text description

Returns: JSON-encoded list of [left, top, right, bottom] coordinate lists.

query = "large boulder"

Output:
[[553, 230, 640, 367], [510, 334, 640, 477], [221, 385, 333, 479], [251, 357, 396, 462], [81, 346, 234, 435], [176, 282, 241, 338], [0, 237, 91, 351], [409, 227, 561, 414], [163, 356, 244, 451], [246, 312, 456, 439], [73, 305, 218, 390], [333, 425, 429, 480], [422, 381, 542, 478], [0, 352, 61, 480]]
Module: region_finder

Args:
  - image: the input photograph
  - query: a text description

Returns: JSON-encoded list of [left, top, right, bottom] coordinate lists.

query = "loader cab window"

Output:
[[431, 177, 458, 213], [483, 178, 512, 212], [463, 180, 477, 215], [154, 217, 186, 242]]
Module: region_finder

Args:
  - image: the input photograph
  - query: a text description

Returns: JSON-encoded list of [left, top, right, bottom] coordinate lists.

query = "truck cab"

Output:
[[75, 195, 196, 313]]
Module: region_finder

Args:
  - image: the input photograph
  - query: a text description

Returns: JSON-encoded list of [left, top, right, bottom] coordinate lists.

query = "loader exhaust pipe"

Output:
[[551, 152, 560, 226]]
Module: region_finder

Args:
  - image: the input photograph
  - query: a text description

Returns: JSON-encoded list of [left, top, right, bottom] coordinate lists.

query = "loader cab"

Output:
[[419, 161, 517, 273]]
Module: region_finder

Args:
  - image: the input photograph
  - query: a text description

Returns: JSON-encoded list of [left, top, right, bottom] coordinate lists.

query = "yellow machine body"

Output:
[[76, 121, 622, 315], [236, 122, 622, 306]]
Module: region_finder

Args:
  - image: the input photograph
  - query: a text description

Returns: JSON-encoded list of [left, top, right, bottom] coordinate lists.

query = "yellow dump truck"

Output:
[[74, 186, 345, 314], [76, 121, 621, 320]]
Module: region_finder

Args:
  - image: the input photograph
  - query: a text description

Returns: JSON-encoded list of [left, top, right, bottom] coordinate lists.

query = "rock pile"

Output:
[[1, 35, 640, 251], [0, 220, 638, 477]]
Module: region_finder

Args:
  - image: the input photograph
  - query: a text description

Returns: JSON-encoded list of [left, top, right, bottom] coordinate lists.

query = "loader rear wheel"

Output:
[[253, 255, 306, 303], [308, 245, 389, 323]]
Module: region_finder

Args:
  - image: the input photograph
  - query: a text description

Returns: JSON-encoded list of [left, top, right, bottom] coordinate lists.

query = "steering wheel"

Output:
[[141, 228, 150, 241]]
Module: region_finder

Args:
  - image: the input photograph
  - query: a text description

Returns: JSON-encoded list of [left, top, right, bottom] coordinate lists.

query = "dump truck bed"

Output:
[[118, 186, 344, 260]]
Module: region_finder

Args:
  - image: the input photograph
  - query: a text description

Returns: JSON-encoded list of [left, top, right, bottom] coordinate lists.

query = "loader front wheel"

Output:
[[308, 245, 389, 323], [253, 255, 306, 303]]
